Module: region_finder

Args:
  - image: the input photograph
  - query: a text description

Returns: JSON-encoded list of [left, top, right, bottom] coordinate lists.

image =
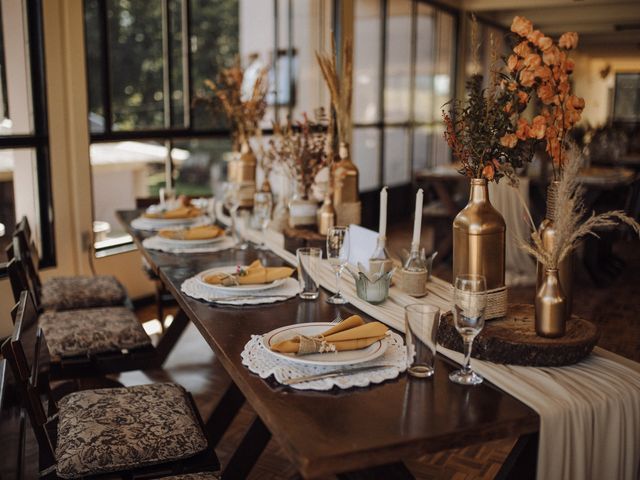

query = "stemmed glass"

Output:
[[253, 192, 273, 250], [222, 182, 248, 250], [326, 226, 350, 305], [449, 274, 487, 386]]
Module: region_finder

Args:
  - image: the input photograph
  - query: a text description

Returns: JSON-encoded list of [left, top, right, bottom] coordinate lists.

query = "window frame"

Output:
[[0, 0, 54, 274]]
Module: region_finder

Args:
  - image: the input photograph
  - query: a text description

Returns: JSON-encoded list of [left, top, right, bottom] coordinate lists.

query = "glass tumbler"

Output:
[[296, 247, 322, 300], [405, 304, 441, 378]]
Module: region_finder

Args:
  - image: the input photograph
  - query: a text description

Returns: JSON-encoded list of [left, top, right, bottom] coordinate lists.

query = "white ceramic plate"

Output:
[[156, 234, 227, 247], [262, 322, 389, 366], [196, 265, 288, 293]]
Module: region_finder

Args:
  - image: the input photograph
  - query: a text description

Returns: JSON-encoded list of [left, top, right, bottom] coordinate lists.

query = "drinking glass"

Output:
[[405, 304, 441, 378], [222, 182, 248, 250], [449, 274, 487, 386], [296, 247, 322, 300], [326, 226, 350, 305], [253, 192, 273, 250]]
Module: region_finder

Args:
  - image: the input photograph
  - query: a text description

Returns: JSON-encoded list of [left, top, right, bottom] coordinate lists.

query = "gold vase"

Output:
[[536, 181, 573, 317], [452, 178, 506, 290], [535, 268, 567, 337], [317, 193, 336, 235], [228, 140, 257, 207], [333, 142, 361, 225]]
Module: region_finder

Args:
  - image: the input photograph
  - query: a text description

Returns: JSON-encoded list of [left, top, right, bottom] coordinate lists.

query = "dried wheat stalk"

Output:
[[518, 148, 640, 269], [316, 33, 353, 144]]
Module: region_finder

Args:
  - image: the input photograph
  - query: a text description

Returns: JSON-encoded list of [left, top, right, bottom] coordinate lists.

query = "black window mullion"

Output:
[[98, 0, 112, 134], [273, 0, 279, 123], [378, 0, 387, 187], [182, 0, 191, 128]]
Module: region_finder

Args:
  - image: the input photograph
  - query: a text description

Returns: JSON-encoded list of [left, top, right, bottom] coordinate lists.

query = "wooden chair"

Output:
[[2, 291, 219, 479], [11, 217, 128, 311], [5, 260, 158, 380]]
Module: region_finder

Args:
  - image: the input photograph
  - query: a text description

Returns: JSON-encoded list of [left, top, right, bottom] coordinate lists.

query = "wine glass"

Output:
[[222, 182, 248, 250], [326, 226, 350, 305], [449, 274, 487, 386], [253, 192, 273, 250]]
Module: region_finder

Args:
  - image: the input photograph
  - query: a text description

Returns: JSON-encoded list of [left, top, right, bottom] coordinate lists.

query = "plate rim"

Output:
[[262, 322, 389, 366], [156, 233, 227, 246], [195, 265, 287, 292]]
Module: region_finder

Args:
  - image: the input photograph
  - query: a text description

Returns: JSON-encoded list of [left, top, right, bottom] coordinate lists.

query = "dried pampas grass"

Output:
[[316, 34, 353, 144], [518, 147, 640, 269]]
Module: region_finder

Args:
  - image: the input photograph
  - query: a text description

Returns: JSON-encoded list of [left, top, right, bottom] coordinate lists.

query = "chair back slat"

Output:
[[0, 357, 27, 480], [13, 227, 42, 292], [1, 292, 56, 467], [7, 237, 42, 310]]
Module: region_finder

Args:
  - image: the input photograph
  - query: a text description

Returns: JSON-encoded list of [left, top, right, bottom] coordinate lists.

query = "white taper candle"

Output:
[[411, 188, 424, 247], [379, 186, 388, 238]]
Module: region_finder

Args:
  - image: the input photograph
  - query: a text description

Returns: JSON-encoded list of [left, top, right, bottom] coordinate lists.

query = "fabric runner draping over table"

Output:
[[216, 204, 640, 480]]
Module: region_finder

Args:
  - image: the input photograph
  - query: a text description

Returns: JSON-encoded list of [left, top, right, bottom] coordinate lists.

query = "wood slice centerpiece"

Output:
[[437, 304, 599, 367], [283, 227, 326, 256]]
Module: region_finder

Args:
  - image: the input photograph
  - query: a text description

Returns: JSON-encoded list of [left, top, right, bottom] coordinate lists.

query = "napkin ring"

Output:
[[297, 335, 336, 355]]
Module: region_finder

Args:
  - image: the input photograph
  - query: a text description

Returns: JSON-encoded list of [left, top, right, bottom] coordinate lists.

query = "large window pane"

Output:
[[384, 128, 410, 186], [384, 0, 411, 123], [353, 0, 381, 124], [0, 149, 40, 261], [0, 0, 34, 135], [172, 137, 232, 196], [108, 0, 165, 130], [353, 128, 380, 191], [414, 3, 435, 124]]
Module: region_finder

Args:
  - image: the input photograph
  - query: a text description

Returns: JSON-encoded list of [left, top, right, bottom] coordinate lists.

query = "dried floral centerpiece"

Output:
[[316, 35, 360, 227], [267, 112, 330, 228], [200, 61, 268, 207], [442, 26, 536, 319], [507, 15, 586, 315], [519, 150, 640, 337]]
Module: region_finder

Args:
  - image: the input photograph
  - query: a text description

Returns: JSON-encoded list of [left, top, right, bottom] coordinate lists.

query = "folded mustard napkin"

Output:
[[159, 224, 224, 240], [204, 260, 294, 287], [143, 205, 203, 219], [270, 315, 389, 355]]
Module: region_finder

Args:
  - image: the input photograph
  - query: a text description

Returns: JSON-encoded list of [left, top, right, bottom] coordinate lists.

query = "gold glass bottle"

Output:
[[333, 142, 361, 225], [452, 178, 506, 290], [535, 268, 567, 337], [317, 192, 336, 235], [537, 181, 573, 317], [229, 139, 257, 207]]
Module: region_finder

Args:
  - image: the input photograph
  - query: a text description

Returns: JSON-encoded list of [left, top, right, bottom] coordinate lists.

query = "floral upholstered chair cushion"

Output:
[[56, 383, 209, 479], [39, 307, 151, 358], [41, 275, 127, 311]]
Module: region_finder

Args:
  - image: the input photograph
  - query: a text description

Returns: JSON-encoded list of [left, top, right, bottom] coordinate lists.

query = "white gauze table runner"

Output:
[[216, 203, 640, 479]]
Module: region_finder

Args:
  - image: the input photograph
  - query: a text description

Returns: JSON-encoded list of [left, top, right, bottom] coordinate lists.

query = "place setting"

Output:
[[180, 259, 299, 305], [130, 192, 211, 232], [142, 223, 236, 254]]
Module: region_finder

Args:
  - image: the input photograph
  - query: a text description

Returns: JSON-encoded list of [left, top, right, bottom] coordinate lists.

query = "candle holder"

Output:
[[347, 264, 395, 305], [369, 235, 393, 274], [400, 243, 428, 297]]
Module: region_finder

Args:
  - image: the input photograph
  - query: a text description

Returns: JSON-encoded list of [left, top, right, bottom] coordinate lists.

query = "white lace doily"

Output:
[[241, 331, 406, 391], [181, 276, 299, 305], [142, 235, 236, 253]]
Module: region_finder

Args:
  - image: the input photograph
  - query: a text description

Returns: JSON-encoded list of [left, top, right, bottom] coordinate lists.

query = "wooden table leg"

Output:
[[205, 381, 246, 448], [221, 416, 272, 480], [154, 307, 190, 365], [337, 462, 415, 479], [495, 432, 538, 480]]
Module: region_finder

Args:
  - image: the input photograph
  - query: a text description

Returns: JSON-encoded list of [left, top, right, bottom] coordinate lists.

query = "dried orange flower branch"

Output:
[[507, 16, 585, 179]]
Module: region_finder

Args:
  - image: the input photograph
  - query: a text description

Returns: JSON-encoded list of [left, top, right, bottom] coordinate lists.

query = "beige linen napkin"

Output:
[[204, 260, 293, 286], [144, 205, 202, 219], [270, 315, 389, 355], [159, 224, 224, 240]]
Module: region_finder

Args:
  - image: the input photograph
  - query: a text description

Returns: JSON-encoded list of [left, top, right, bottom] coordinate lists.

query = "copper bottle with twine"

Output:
[[332, 142, 361, 226], [452, 178, 507, 319], [536, 180, 573, 322], [228, 139, 257, 208]]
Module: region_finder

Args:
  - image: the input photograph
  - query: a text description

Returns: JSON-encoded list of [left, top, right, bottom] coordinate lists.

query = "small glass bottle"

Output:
[[400, 242, 428, 297], [369, 236, 393, 275]]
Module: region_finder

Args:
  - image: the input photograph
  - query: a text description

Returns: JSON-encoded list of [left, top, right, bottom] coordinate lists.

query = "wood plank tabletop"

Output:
[[117, 210, 539, 478]]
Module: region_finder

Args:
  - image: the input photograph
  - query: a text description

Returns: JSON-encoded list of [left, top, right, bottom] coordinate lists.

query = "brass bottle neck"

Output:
[[468, 179, 489, 204]]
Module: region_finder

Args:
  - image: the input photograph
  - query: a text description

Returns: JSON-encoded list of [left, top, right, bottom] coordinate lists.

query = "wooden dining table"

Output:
[[117, 210, 540, 479]]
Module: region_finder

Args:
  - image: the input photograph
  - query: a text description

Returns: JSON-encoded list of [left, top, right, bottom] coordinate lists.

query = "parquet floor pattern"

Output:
[[126, 228, 639, 479]]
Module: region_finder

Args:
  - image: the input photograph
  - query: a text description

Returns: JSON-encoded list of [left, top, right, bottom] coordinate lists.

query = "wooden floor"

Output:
[[124, 224, 640, 479]]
